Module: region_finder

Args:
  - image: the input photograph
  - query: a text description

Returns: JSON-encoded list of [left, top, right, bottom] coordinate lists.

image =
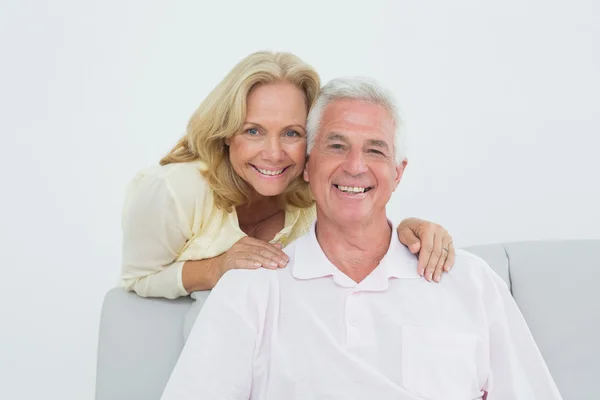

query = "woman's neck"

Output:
[[235, 192, 287, 241], [235, 195, 282, 226]]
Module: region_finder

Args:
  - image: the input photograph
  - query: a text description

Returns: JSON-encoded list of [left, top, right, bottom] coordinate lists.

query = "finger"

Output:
[[424, 233, 444, 282], [397, 226, 421, 254], [235, 253, 279, 270], [252, 245, 290, 267], [443, 240, 455, 272], [231, 256, 262, 270], [432, 249, 448, 283], [252, 249, 283, 269], [417, 231, 435, 277], [242, 237, 289, 265]]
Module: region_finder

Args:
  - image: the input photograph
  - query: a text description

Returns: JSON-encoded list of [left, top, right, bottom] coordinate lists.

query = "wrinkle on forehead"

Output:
[[317, 100, 395, 145]]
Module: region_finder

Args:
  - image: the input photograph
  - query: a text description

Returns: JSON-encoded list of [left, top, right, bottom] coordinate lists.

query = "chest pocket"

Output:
[[401, 326, 483, 400]]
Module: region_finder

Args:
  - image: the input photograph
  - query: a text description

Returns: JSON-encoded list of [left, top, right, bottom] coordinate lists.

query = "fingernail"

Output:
[[271, 262, 278, 267], [427, 272, 433, 281], [434, 276, 440, 283]]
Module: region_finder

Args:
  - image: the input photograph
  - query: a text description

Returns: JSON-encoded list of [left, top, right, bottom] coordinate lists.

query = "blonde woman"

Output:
[[121, 51, 456, 336]]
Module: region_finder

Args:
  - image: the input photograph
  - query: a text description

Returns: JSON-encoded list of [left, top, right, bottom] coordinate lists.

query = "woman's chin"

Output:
[[253, 186, 286, 197]]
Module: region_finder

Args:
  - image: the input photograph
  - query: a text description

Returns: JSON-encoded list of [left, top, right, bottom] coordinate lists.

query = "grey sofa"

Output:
[[96, 240, 600, 399]]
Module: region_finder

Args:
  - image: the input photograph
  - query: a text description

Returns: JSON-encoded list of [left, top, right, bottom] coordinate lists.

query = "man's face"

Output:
[[304, 99, 406, 225]]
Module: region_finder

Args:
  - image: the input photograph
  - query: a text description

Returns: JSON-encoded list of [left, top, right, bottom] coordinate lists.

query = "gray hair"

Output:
[[306, 76, 406, 163]]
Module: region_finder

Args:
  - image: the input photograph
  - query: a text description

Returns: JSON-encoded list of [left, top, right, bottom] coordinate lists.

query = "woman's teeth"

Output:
[[256, 167, 284, 176]]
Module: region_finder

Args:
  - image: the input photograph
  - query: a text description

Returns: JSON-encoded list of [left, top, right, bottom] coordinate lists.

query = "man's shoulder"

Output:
[[213, 268, 281, 305], [447, 249, 506, 288], [454, 249, 492, 269], [432, 249, 484, 280], [218, 267, 279, 288]]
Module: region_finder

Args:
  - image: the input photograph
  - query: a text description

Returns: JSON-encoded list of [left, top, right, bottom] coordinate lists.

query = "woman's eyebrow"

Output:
[[242, 121, 264, 128]]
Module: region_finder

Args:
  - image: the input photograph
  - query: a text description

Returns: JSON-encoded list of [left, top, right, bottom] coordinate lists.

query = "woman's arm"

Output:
[[121, 168, 289, 298], [181, 237, 289, 292], [396, 218, 455, 283], [120, 169, 199, 298], [181, 256, 224, 293]]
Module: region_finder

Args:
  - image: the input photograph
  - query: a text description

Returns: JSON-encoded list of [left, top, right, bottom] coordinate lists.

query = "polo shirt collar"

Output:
[[291, 221, 421, 290]]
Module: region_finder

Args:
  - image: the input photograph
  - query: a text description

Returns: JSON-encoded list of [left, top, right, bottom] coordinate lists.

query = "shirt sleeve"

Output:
[[482, 270, 563, 399], [160, 269, 271, 400], [120, 166, 200, 299]]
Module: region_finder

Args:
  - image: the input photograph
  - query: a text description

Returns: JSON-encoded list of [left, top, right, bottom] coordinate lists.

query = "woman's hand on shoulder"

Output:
[[396, 218, 455, 283], [219, 236, 289, 275]]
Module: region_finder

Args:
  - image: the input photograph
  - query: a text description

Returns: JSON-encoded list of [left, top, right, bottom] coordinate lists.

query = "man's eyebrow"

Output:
[[366, 139, 391, 151], [325, 132, 350, 143]]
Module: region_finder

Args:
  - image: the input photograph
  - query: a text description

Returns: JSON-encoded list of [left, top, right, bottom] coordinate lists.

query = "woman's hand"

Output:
[[396, 218, 455, 283], [219, 236, 289, 275]]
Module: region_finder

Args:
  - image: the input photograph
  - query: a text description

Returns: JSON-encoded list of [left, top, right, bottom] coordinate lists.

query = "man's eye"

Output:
[[368, 149, 385, 155], [330, 144, 345, 149], [246, 128, 259, 135]]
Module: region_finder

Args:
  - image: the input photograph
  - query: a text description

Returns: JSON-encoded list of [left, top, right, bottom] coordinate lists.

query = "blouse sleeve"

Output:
[[120, 165, 205, 299]]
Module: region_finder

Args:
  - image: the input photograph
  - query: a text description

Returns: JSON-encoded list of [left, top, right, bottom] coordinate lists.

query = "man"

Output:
[[160, 77, 562, 399]]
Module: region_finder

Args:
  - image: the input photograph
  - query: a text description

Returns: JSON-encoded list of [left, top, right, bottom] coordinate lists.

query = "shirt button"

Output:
[[349, 319, 357, 326]]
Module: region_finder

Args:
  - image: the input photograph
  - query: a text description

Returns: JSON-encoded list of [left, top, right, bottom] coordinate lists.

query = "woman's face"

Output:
[[226, 81, 308, 198]]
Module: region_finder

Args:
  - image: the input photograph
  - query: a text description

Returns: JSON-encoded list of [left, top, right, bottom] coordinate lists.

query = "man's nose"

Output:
[[343, 149, 368, 176]]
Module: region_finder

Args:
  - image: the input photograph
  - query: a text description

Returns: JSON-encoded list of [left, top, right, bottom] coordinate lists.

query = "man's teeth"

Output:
[[337, 185, 367, 193], [257, 167, 284, 176]]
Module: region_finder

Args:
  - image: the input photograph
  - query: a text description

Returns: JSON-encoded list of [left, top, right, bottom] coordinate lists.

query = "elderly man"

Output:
[[160, 78, 562, 400]]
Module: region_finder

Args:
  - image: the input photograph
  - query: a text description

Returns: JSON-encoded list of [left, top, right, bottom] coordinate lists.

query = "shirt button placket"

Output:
[[346, 291, 361, 346]]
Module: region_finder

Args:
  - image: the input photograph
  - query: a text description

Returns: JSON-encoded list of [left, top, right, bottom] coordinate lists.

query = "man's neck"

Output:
[[315, 214, 392, 283]]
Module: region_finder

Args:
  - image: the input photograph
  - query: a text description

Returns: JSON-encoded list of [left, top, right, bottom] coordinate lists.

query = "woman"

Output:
[[120, 51, 455, 335]]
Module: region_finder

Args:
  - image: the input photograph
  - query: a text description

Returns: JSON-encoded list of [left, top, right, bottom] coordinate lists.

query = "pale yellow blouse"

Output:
[[120, 160, 316, 299]]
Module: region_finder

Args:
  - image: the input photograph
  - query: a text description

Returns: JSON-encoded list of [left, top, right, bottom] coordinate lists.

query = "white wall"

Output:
[[1, 0, 598, 398]]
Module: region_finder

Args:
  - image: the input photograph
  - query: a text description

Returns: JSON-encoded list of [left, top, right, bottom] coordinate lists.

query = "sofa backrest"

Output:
[[467, 240, 600, 399], [96, 240, 600, 400]]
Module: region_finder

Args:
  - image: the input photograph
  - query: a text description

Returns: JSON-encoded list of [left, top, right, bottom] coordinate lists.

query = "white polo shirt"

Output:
[[161, 224, 562, 400]]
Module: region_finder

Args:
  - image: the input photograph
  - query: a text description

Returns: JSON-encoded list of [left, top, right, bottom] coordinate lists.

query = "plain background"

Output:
[[1, 0, 598, 398]]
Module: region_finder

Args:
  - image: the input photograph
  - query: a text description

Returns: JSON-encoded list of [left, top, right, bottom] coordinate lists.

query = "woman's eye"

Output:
[[284, 130, 300, 137], [246, 128, 259, 135]]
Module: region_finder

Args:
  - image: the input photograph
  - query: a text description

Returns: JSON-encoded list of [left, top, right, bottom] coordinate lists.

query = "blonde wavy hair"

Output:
[[160, 51, 321, 212]]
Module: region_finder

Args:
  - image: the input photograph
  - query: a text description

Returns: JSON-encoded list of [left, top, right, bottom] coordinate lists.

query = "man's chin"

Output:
[[329, 210, 372, 225]]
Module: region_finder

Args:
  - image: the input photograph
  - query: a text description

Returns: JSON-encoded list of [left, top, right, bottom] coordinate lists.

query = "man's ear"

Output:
[[303, 155, 310, 182], [393, 158, 408, 191]]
